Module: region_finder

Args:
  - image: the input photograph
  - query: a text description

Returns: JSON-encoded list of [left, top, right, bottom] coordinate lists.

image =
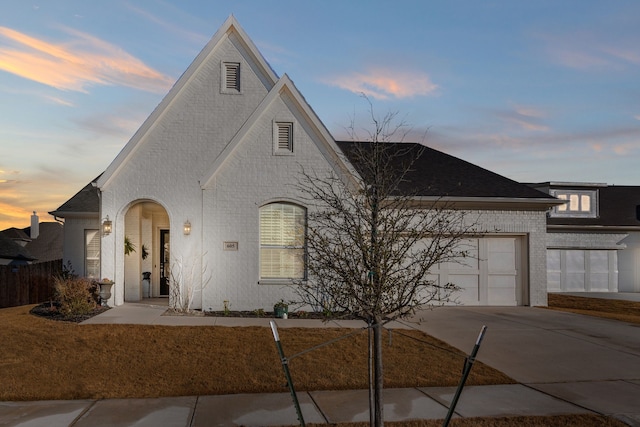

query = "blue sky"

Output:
[[1, 1, 639, 229]]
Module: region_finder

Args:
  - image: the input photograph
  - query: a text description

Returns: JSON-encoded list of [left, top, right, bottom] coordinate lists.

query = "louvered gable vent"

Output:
[[276, 122, 293, 152], [224, 62, 240, 91]]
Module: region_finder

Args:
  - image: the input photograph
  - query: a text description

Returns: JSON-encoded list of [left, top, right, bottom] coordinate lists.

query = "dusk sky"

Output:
[[1, 1, 639, 230]]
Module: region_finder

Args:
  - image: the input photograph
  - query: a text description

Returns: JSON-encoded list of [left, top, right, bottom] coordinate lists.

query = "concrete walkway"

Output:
[[1, 298, 639, 426]]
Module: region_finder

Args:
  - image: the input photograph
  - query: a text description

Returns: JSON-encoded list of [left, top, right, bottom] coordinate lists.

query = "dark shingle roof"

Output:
[[336, 141, 554, 199], [1, 227, 30, 242], [0, 233, 36, 261], [24, 222, 63, 262], [49, 175, 101, 217]]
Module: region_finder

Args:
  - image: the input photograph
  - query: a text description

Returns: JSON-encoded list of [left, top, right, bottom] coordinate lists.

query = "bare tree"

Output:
[[294, 104, 478, 427]]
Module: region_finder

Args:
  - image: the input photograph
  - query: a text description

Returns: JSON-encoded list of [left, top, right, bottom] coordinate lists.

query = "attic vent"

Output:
[[275, 122, 293, 154], [223, 62, 240, 92]]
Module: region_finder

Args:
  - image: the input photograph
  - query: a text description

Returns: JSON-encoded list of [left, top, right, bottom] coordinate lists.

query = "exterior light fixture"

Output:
[[183, 220, 191, 235], [102, 216, 112, 235]]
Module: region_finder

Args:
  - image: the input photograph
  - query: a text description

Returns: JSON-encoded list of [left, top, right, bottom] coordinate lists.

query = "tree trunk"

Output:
[[373, 319, 384, 427], [368, 322, 374, 427]]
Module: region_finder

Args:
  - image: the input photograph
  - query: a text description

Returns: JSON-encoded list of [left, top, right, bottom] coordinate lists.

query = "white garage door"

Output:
[[547, 249, 618, 292], [427, 237, 522, 306]]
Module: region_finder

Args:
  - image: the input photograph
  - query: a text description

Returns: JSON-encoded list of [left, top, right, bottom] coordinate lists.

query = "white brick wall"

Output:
[[95, 23, 551, 310]]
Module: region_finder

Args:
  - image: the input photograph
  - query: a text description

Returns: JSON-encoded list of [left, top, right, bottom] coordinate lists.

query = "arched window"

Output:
[[259, 203, 306, 280]]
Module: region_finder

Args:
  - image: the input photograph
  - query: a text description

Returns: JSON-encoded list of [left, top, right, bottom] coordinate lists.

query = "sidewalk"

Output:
[[0, 384, 599, 427], [1, 302, 639, 426]]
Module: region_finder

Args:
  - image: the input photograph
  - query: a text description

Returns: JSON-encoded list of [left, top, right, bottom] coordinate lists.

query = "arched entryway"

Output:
[[123, 201, 170, 302]]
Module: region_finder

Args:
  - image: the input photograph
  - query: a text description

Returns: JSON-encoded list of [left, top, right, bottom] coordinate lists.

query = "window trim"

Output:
[[259, 202, 307, 281]]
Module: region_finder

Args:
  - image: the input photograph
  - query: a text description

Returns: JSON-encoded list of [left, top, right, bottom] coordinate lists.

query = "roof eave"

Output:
[[48, 211, 99, 219], [408, 196, 561, 211], [547, 224, 640, 232]]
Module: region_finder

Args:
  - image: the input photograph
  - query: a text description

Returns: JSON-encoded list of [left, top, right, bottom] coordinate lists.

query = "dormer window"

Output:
[[222, 62, 240, 93], [274, 122, 294, 155], [550, 189, 598, 218]]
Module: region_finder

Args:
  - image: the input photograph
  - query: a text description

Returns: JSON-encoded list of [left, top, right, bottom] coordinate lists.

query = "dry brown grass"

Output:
[[547, 293, 640, 324], [316, 414, 628, 426], [0, 305, 514, 401]]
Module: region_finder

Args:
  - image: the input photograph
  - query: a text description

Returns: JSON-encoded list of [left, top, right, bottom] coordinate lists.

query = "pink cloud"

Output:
[[327, 68, 438, 99], [0, 26, 174, 93]]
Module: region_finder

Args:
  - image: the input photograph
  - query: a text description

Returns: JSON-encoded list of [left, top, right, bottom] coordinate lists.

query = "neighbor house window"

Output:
[[274, 122, 294, 155], [85, 229, 100, 279], [550, 190, 597, 218], [222, 62, 240, 92], [260, 203, 306, 280]]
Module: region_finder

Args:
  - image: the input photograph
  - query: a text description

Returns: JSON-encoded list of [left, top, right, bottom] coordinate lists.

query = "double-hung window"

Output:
[[85, 229, 100, 279], [259, 203, 306, 280]]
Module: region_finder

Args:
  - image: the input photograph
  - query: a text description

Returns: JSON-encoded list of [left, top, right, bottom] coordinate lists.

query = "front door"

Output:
[[160, 230, 170, 296]]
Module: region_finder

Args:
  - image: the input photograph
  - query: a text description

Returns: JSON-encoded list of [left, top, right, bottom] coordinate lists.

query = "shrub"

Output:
[[54, 276, 98, 318]]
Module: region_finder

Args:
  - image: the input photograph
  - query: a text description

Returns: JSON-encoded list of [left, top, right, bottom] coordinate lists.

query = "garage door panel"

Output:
[[589, 273, 610, 291], [547, 249, 617, 292], [566, 272, 586, 291], [450, 274, 480, 304], [444, 239, 479, 270], [566, 250, 585, 270], [422, 236, 521, 306], [589, 251, 608, 271], [488, 275, 517, 305]]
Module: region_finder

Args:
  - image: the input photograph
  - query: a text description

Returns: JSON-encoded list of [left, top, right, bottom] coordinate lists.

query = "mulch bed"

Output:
[[29, 302, 110, 323], [204, 310, 343, 319]]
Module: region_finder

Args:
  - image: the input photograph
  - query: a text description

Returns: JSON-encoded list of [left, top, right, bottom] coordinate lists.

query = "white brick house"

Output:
[[530, 182, 640, 293], [51, 17, 559, 310]]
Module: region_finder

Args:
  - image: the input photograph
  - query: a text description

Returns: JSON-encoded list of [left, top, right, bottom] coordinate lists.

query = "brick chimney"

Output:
[[30, 211, 39, 239]]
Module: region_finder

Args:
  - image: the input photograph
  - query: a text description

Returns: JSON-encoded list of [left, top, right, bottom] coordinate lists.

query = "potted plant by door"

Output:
[[273, 299, 289, 319]]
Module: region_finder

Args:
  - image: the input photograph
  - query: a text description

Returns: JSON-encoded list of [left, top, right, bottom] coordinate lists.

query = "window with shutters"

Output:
[[259, 203, 306, 280], [85, 229, 100, 279], [274, 122, 294, 155], [222, 62, 240, 93]]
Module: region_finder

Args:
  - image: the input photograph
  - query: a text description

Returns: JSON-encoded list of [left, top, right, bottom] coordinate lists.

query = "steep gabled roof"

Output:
[[200, 74, 357, 189], [336, 141, 556, 207], [49, 176, 100, 218], [97, 15, 278, 190]]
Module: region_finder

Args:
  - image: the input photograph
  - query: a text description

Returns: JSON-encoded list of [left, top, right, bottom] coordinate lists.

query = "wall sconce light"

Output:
[[102, 216, 112, 235], [183, 220, 191, 235]]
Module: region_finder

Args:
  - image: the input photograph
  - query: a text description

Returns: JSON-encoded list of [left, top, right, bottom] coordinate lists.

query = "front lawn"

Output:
[[1, 304, 513, 401], [547, 293, 640, 324]]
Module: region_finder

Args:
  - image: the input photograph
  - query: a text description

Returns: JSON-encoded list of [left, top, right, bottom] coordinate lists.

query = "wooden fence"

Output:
[[0, 260, 62, 308]]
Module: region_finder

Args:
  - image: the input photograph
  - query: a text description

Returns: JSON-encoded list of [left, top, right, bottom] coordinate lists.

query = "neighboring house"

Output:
[[0, 212, 63, 265], [0, 233, 36, 265], [529, 182, 640, 293], [50, 16, 558, 310]]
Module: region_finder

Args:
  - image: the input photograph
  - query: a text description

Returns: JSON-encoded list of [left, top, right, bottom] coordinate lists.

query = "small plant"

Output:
[[273, 299, 289, 318], [54, 276, 98, 318], [253, 308, 265, 317], [295, 310, 308, 318], [124, 236, 136, 255], [223, 300, 231, 316]]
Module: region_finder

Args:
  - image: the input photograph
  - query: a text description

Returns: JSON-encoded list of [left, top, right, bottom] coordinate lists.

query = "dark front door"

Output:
[[160, 230, 170, 296]]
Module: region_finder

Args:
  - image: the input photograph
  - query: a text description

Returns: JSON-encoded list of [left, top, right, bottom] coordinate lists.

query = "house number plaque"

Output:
[[223, 241, 239, 251]]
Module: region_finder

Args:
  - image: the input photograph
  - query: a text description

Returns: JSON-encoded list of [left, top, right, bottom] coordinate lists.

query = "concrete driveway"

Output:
[[405, 306, 640, 425]]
